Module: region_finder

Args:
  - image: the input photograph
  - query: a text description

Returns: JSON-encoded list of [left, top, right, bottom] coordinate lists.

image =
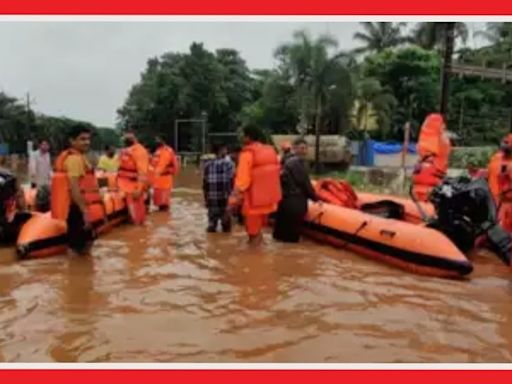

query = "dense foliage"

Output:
[[2, 23, 511, 156], [0, 92, 119, 154]]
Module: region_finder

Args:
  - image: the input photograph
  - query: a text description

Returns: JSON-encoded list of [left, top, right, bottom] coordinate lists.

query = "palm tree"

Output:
[[474, 22, 512, 62], [0, 92, 27, 147], [475, 22, 512, 45], [351, 78, 396, 137], [411, 22, 468, 51], [353, 22, 407, 55], [276, 30, 352, 172]]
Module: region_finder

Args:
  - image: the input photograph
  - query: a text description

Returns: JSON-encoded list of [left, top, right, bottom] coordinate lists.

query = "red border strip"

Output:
[[1, 370, 512, 384], [0, 0, 511, 15]]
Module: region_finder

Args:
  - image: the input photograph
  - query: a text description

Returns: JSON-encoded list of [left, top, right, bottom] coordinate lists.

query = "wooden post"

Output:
[[314, 100, 322, 174]]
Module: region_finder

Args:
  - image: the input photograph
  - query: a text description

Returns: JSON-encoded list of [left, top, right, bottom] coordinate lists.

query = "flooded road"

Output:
[[1, 169, 512, 362]]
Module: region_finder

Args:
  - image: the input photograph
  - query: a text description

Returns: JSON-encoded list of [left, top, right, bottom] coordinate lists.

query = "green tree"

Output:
[[118, 43, 253, 150], [473, 23, 512, 64], [353, 22, 407, 55], [1, 91, 108, 154], [239, 69, 299, 134], [276, 30, 354, 171], [351, 77, 397, 139], [411, 22, 468, 50], [363, 46, 441, 137]]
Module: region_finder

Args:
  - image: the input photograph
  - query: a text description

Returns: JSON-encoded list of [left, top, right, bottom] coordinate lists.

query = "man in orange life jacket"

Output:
[[273, 138, 318, 243], [117, 130, 150, 225], [411, 113, 451, 202], [229, 124, 282, 245], [52, 126, 98, 254], [150, 136, 179, 211], [488, 134, 512, 232]]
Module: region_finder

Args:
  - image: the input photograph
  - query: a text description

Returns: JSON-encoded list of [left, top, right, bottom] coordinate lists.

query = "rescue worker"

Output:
[[488, 134, 512, 232], [51, 126, 100, 254], [96, 145, 119, 190], [97, 145, 119, 172], [411, 113, 451, 201], [229, 124, 282, 245], [149, 136, 179, 211], [117, 130, 150, 224], [273, 138, 318, 243]]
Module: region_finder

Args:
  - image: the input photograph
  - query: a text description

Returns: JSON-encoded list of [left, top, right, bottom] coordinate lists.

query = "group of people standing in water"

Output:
[[57, 123, 319, 252], [202, 124, 317, 246], [49, 126, 179, 254], [7, 112, 512, 257], [1, 122, 318, 256]]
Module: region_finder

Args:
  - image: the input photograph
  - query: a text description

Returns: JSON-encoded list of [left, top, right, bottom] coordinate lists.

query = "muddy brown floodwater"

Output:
[[1, 168, 512, 362]]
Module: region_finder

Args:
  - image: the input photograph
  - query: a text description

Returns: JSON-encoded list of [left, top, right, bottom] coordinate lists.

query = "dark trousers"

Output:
[[207, 199, 231, 232], [67, 203, 94, 254], [273, 196, 308, 243]]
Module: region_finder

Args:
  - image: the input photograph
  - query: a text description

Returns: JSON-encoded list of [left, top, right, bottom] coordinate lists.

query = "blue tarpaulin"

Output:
[[0, 143, 9, 156], [372, 141, 417, 155]]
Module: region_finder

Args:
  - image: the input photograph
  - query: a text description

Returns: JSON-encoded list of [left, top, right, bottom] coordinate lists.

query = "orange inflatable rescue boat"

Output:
[[305, 179, 472, 278], [304, 201, 472, 278], [17, 188, 129, 259], [16, 212, 68, 259]]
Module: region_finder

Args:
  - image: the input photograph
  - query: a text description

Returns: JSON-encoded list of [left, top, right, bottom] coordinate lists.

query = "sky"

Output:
[[0, 21, 487, 127]]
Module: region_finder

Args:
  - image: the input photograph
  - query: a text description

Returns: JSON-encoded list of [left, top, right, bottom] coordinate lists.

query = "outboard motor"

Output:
[[428, 177, 512, 265], [0, 168, 19, 243]]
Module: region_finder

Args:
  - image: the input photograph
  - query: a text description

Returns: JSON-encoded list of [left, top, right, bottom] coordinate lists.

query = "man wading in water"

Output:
[[203, 144, 234, 233], [229, 124, 281, 246], [273, 138, 318, 243]]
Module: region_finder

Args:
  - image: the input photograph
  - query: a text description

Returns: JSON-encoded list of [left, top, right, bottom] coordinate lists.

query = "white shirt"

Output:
[[29, 150, 52, 187]]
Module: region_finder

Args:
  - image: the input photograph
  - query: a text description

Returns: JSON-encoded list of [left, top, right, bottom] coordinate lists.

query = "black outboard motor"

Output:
[[0, 168, 19, 243], [0, 168, 32, 244], [428, 177, 512, 265]]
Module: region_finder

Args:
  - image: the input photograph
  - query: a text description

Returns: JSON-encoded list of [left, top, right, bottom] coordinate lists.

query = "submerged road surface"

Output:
[[1, 169, 511, 362]]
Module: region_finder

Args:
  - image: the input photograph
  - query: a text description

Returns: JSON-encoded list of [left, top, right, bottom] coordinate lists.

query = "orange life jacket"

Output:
[[412, 155, 447, 186], [118, 148, 139, 182], [51, 148, 104, 223], [243, 142, 282, 208], [315, 179, 358, 209], [496, 156, 512, 202], [488, 152, 504, 201], [150, 145, 177, 177], [412, 114, 451, 201]]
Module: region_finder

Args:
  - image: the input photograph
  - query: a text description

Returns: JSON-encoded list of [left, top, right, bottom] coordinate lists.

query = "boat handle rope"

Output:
[[311, 209, 325, 224], [337, 220, 369, 251], [409, 184, 431, 223]]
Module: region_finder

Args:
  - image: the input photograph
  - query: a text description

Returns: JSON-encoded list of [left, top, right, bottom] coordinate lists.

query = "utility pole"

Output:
[[25, 92, 36, 160], [440, 22, 455, 118], [25, 92, 36, 133]]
